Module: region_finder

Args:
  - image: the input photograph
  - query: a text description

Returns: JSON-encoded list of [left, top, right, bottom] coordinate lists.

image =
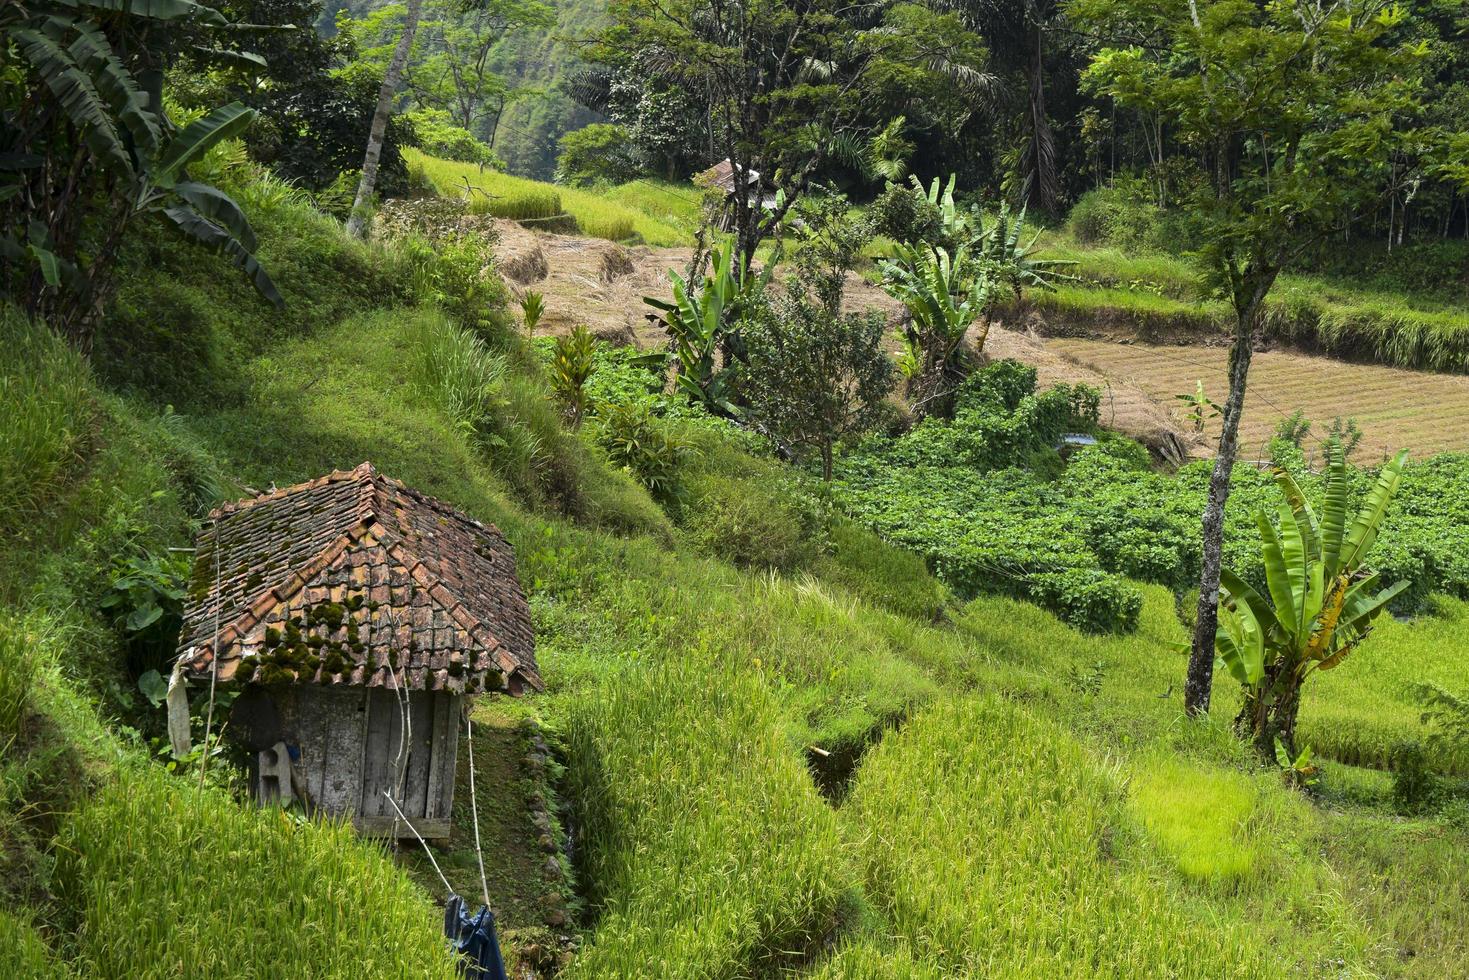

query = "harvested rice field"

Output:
[[1047, 337, 1469, 460]]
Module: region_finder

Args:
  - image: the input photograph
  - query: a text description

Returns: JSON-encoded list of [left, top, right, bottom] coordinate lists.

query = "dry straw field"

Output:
[[1048, 337, 1469, 460]]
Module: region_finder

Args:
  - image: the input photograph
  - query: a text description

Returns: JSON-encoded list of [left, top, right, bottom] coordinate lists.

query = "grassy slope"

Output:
[[5, 163, 1469, 977], [406, 150, 689, 246]]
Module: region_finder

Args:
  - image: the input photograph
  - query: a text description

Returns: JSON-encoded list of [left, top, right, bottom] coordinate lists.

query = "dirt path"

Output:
[[493, 222, 1469, 459]]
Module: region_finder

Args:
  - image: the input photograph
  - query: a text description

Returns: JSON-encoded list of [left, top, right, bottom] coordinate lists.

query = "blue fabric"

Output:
[[444, 893, 507, 980]]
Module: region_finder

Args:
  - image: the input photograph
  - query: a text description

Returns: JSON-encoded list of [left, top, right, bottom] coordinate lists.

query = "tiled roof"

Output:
[[177, 463, 540, 695], [695, 158, 761, 194]]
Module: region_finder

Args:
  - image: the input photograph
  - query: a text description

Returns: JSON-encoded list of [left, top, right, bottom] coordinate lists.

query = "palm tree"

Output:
[[933, 0, 1065, 215]]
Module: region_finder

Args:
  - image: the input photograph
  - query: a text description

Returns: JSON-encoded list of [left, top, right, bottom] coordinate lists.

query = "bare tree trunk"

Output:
[[1185, 284, 1270, 716], [346, 0, 424, 239]]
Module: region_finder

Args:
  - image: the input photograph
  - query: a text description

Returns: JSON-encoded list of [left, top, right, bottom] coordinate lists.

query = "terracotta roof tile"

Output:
[[177, 462, 539, 694]]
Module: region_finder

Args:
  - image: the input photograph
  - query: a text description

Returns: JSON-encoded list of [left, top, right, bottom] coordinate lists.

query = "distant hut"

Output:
[[177, 462, 541, 840], [694, 158, 778, 231]]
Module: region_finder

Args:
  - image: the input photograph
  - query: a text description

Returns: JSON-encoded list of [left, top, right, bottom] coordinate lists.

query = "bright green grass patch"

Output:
[[57, 767, 458, 979], [0, 308, 95, 530], [406, 150, 686, 246], [842, 695, 1278, 977], [1130, 754, 1262, 885], [602, 179, 704, 238], [561, 659, 850, 978]]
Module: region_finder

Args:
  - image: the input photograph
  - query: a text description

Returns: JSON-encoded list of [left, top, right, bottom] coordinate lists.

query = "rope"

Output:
[[465, 713, 492, 910], [382, 789, 454, 897], [197, 515, 222, 794]]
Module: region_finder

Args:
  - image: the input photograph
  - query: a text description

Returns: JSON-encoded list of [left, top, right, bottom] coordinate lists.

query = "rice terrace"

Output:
[[7, 0, 1469, 977]]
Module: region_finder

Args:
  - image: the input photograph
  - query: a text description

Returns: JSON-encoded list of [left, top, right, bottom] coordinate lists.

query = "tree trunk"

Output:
[[346, 0, 424, 239], [1185, 293, 1265, 716]]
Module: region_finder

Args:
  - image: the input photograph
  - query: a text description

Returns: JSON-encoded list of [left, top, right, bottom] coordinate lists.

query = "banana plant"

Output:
[[3, 0, 279, 340], [643, 237, 765, 417], [1215, 440, 1410, 757]]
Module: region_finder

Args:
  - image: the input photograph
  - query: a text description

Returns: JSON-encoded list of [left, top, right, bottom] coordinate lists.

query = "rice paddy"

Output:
[[1046, 336, 1469, 458]]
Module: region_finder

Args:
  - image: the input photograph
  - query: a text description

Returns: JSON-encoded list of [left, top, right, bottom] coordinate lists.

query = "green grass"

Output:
[[57, 767, 459, 978], [0, 308, 95, 531], [601, 179, 705, 238], [1129, 753, 1265, 885], [406, 150, 687, 246], [1300, 596, 1469, 774], [841, 695, 1279, 977], [7, 156, 1469, 978], [1023, 231, 1469, 372], [0, 909, 70, 978], [562, 660, 849, 977]]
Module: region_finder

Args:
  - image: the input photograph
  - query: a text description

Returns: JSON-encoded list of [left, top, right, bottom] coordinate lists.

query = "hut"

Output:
[[694, 158, 778, 230], [176, 462, 541, 840]]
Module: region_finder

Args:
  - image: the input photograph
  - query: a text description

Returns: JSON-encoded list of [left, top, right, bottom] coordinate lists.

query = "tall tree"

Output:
[[1069, 0, 1434, 717], [935, 0, 1070, 214], [589, 0, 986, 267], [346, 0, 424, 237]]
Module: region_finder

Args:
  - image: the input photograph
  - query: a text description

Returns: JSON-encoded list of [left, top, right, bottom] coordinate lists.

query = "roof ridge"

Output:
[[208, 461, 378, 519]]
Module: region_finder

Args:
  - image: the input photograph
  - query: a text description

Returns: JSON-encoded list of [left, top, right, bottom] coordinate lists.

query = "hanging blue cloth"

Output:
[[443, 893, 508, 980]]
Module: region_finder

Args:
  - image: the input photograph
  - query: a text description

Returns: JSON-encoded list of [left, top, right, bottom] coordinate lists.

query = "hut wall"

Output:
[[267, 686, 461, 840]]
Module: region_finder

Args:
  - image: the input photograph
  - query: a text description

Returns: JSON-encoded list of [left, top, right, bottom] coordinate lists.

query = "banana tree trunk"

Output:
[[346, 0, 424, 239]]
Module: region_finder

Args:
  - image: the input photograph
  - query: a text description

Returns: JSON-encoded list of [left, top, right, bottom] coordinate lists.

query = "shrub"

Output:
[[866, 182, 943, 245], [594, 400, 692, 504], [683, 472, 821, 572], [555, 123, 639, 187], [1028, 567, 1142, 635], [405, 108, 501, 167], [1392, 741, 1441, 814]]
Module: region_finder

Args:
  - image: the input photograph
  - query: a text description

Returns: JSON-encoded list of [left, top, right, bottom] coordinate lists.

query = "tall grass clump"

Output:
[[466, 186, 565, 223], [409, 312, 668, 534], [0, 910, 70, 979], [56, 767, 458, 978], [842, 695, 1279, 977], [0, 309, 95, 529], [563, 659, 852, 978]]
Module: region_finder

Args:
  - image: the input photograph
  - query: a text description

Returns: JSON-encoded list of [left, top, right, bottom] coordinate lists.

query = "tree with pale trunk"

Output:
[[347, 0, 425, 238], [1068, 0, 1434, 717]]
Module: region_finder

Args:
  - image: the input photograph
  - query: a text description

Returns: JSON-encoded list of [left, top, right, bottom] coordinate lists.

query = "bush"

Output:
[[555, 123, 639, 187], [683, 471, 822, 572], [866, 182, 943, 246], [405, 108, 501, 167], [1392, 741, 1441, 814], [594, 399, 692, 504], [1067, 182, 1203, 255]]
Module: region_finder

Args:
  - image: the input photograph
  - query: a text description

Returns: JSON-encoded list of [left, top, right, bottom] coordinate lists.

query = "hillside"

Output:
[[5, 146, 1469, 977]]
